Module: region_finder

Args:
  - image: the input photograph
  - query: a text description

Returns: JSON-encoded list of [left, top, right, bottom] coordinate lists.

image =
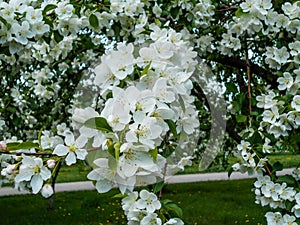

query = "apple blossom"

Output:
[[14, 155, 51, 194], [53, 132, 88, 166]]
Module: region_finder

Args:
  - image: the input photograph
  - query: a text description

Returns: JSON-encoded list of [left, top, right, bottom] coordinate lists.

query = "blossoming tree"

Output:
[[0, 0, 300, 224]]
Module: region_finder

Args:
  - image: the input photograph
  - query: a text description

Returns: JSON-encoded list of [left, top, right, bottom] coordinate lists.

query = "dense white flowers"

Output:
[[122, 189, 183, 225], [83, 26, 200, 194]]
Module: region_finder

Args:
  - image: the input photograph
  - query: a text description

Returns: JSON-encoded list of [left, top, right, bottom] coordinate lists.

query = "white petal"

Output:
[[31, 174, 43, 194], [75, 149, 88, 160], [95, 180, 113, 193], [15, 169, 33, 182], [64, 132, 75, 146], [87, 170, 102, 181], [53, 144, 69, 156], [125, 131, 138, 143], [40, 167, 51, 180], [34, 158, 43, 168], [75, 135, 88, 149], [22, 154, 35, 166], [65, 152, 76, 166], [93, 158, 109, 167]]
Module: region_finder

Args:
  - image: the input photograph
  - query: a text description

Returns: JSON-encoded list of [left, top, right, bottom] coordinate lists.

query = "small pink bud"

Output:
[[6, 164, 16, 175], [41, 184, 54, 198], [0, 141, 6, 150], [47, 159, 56, 169]]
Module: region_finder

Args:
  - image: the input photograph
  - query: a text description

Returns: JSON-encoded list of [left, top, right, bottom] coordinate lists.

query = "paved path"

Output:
[[0, 168, 295, 197]]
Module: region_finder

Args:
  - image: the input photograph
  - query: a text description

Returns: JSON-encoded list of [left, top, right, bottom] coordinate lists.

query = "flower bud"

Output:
[[0, 141, 6, 150], [47, 159, 56, 169], [6, 164, 16, 175], [41, 184, 54, 198]]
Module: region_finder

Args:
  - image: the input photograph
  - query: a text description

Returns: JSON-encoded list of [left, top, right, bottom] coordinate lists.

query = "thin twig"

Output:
[[245, 39, 252, 115], [0, 151, 53, 156], [49, 160, 62, 210], [216, 6, 238, 12]]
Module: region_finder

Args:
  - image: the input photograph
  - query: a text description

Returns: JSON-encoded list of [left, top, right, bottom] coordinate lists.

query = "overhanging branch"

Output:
[[211, 55, 279, 89]]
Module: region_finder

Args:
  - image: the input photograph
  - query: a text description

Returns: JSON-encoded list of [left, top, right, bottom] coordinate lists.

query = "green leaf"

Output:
[[107, 144, 115, 157], [161, 199, 172, 205], [84, 117, 113, 133], [149, 148, 158, 162], [250, 111, 259, 116], [170, 7, 180, 20], [53, 30, 63, 43], [112, 193, 125, 198], [162, 144, 175, 158], [38, 128, 43, 147], [277, 175, 296, 185], [235, 7, 247, 17], [285, 199, 295, 211], [153, 181, 165, 193], [114, 142, 121, 161], [42, 4, 57, 16], [108, 154, 117, 172], [178, 95, 185, 112], [225, 82, 238, 93], [140, 62, 152, 77], [228, 167, 234, 178], [249, 131, 263, 145], [272, 161, 283, 173], [164, 202, 183, 218], [7, 107, 17, 113], [89, 13, 99, 29], [165, 119, 177, 137], [6, 142, 39, 151], [236, 114, 247, 123], [0, 15, 11, 29]]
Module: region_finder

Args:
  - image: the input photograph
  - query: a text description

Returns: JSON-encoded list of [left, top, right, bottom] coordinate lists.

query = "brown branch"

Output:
[[0, 151, 53, 156], [192, 84, 242, 143], [216, 6, 238, 12], [212, 55, 279, 90], [245, 43, 252, 115]]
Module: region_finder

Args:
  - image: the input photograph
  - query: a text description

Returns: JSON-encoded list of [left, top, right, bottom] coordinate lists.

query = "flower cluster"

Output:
[[79, 26, 199, 194], [265, 212, 297, 225], [232, 140, 266, 176], [0, 0, 50, 55], [0, 124, 88, 197], [122, 189, 183, 225], [254, 175, 296, 209]]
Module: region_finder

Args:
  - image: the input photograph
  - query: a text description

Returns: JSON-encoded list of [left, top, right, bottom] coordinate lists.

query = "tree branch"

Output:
[[211, 55, 279, 89], [192, 84, 242, 143]]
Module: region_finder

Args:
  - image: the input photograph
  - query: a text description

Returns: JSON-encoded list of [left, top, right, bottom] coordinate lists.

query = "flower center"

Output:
[[69, 144, 76, 152]]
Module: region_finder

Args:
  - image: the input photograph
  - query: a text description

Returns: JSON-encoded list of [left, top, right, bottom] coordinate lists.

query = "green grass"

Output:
[[0, 179, 267, 225], [55, 163, 90, 183], [267, 152, 300, 168]]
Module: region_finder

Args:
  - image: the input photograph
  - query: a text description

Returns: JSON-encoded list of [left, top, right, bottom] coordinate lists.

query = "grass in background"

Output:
[[55, 163, 90, 183], [267, 152, 300, 168], [0, 179, 267, 225]]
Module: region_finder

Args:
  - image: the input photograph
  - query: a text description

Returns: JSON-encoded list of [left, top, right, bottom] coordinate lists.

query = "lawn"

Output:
[[0, 179, 267, 225]]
